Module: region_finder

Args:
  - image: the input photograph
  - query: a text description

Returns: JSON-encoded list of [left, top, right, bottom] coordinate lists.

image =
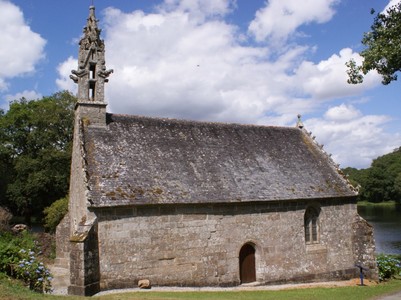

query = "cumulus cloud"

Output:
[[294, 48, 381, 101], [0, 78, 7, 91], [56, 56, 78, 94], [5, 90, 42, 102], [1, 90, 42, 111], [55, 1, 399, 168], [324, 103, 361, 121], [248, 0, 338, 44], [0, 0, 46, 89], [100, 6, 308, 123], [305, 104, 401, 168], [157, 0, 235, 22]]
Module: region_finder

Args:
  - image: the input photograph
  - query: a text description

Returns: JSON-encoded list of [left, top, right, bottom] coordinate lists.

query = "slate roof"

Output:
[[82, 114, 356, 207]]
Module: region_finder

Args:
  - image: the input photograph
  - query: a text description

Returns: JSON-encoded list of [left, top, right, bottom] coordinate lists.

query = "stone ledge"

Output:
[[306, 243, 327, 254]]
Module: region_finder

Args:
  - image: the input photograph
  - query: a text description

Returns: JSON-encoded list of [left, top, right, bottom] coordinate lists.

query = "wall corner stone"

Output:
[[352, 214, 379, 281]]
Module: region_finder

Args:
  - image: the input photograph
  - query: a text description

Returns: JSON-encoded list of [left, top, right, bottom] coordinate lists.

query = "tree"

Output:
[[364, 147, 401, 203], [0, 109, 14, 206], [394, 172, 401, 200], [347, 3, 401, 85], [0, 91, 75, 224], [342, 167, 369, 201]]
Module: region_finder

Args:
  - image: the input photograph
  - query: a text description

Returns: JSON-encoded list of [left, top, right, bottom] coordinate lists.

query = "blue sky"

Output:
[[1, 0, 401, 169]]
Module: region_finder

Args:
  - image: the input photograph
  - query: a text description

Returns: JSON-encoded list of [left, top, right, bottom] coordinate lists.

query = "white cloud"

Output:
[[1, 90, 42, 111], [324, 104, 361, 121], [305, 104, 401, 168], [0, 0, 46, 87], [5, 90, 42, 102], [101, 6, 307, 123], [294, 48, 381, 101], [55, 2, 399, 168], [157, 0, 235, 22], [0, 78, 7, 92], [56, 56, 77, 94], [383, 0, 401, 13], [248, 0, 339, 44]]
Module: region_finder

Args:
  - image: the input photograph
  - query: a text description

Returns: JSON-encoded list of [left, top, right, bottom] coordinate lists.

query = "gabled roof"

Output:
[[82, 114, 356, 207]]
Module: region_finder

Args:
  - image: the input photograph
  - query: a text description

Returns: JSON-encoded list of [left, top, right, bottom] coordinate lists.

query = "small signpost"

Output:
[[355, 264, 368, 286]]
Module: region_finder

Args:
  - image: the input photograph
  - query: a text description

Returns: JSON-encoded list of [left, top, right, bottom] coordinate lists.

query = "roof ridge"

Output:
[[106, 112, 297, 131]]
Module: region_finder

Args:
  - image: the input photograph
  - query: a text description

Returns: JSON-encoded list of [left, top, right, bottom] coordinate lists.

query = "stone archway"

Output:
[[239, 243, 256, 283]]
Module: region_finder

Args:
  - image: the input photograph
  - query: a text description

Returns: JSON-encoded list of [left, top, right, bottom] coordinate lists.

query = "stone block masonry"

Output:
[[93, 198, 373, 291]]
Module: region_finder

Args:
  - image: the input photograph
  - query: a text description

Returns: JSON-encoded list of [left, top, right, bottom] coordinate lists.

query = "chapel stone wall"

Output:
[[94, 198, 373, 290]]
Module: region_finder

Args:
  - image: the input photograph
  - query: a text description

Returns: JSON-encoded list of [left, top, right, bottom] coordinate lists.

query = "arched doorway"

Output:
[[239, 243, 256, 283]]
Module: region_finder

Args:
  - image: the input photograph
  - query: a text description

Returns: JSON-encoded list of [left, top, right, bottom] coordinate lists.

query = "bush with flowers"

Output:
[[377, 254, 401, 281], [15, 248, 52, 293], [0, 230, 52, 293]]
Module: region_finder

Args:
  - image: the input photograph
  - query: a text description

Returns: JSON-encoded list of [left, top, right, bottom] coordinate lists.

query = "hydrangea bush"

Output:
[[15, 249, 52, 293], [0, 231, 52, 293], [377, 254, 401, 281]]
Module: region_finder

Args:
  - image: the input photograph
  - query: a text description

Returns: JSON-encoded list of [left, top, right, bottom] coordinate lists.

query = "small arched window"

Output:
[[304, 207, 320, 244]]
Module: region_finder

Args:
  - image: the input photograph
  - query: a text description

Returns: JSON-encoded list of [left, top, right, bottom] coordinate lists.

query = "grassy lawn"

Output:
[[1, 275, 401, 300]]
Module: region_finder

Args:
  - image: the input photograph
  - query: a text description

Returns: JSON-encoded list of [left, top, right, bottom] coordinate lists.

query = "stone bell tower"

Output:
[[70, 5, 113, 126], [62, 6, 113, 296]]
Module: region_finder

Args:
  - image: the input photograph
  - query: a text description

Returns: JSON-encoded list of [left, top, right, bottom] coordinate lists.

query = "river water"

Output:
[[358, 205, 401, 255]]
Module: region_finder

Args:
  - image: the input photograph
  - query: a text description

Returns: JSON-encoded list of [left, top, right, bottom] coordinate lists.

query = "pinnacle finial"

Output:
[[70, 1, 112, 104], [296, 114, 304, 129], [89, 5, 96, 18]]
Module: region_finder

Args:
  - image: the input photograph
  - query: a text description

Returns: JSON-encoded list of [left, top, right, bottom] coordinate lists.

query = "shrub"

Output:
[[377, 254, 401, 281], [0, 232, 23, 275], [43, 196, 68, 233], [14, 248, 52, 293], [0, 231, 52, 293]]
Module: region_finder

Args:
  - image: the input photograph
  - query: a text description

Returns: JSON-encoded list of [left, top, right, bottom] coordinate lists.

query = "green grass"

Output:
[[357, 200, 398, 208], [1, 275, 401, 300]]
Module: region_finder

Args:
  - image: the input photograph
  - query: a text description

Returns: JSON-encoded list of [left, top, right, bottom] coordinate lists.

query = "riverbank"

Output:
[[357, 201, 399, 208]]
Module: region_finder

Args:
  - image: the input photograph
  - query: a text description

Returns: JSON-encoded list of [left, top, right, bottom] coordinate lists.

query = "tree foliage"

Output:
[[0, 91, 75, 223], [365, 147, 401, 202], [342, 167, 369, 201], [43, 196, 68, 233], [344, 147, 401, 203], [347, 3, 401, 85]]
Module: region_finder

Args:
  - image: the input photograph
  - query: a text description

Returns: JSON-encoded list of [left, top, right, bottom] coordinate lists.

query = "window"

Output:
[[89, 64, 96, 79], [304, 207, 319, 244], [89, 64, 96, 101], [89, 80, 96, 100]]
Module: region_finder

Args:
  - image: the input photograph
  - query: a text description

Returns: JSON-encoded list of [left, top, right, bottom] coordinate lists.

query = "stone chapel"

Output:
[[55, 6, 378, 296]]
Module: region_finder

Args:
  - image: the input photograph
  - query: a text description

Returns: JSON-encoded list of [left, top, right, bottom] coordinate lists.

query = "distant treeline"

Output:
[[343, 147, 401, 204]]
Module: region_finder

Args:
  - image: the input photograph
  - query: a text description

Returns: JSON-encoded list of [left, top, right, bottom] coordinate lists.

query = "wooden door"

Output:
[[239, 244, 256, 283]]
